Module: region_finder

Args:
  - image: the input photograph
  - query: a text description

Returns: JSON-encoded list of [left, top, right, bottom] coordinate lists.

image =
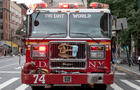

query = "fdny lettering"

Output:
[[72, 14, 91, 19], [89, 61, 96, 68], [39, 61, 47, 67], [45, 14, 65, 18], [89, 61, 104, 68]]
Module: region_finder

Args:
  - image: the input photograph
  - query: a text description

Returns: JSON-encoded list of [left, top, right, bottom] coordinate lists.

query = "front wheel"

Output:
[[94, 84, 107, 90], [31, 86, 45, 90]]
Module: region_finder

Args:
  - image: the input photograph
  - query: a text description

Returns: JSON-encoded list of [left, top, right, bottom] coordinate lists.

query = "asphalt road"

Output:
[[0, 56, 140, 90]]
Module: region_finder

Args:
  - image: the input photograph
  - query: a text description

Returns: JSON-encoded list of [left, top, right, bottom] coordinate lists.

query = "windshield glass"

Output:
[[30, 12, 67, 38], [70, 13, 110, 38]]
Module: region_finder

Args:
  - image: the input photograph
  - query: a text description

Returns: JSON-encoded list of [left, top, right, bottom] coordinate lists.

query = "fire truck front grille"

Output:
[[49, 41, 87, 69], [51, 62, 86, 69]]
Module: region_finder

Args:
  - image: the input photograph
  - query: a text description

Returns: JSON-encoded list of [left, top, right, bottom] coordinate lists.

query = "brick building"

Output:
[[0, 0, 27, 55], [2, 0, 10, 40]]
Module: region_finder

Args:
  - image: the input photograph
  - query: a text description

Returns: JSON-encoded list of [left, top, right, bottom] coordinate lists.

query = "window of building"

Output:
[[0, 12, 2, 19]]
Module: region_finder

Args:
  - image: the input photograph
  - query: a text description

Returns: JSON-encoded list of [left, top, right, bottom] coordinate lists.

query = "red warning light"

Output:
[[59, 3, 69, 9], [29, 3, 48, 10], [39, 46, 46, 52], [90, 2, 98, 8], [90, 2, 109, 9], [39, 3, 48, 8]]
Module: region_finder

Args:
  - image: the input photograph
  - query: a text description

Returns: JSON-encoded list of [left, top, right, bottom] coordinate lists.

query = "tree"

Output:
[[87, 0, 140, 57]]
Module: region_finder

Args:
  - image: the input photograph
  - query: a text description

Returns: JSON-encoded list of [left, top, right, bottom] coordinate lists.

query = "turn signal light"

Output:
[[29, 4, 38, 9], [59, 3, 79, 9], [39, 46, 46, 52], [73, 3, 79, 9], [29, 3, 48, 10], [31, 45, 48, 58], [91, 46, 98, 50], [91, 46, 104, 51], [59, 3, 69, 9], [39, 3, 48, 8], [90, 2, 109, 9]]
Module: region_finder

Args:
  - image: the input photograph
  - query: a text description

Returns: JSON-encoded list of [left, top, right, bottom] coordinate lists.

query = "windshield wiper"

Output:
[[34, 11, 40, 21], [41, 33, 66, 40], [71, 33, 99, 44]]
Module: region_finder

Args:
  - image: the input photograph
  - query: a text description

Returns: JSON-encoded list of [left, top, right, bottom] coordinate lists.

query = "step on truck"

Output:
[[22, 2, 114, 90]]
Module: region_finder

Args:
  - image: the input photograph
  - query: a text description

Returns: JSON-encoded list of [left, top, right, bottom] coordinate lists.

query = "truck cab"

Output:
[[22, 2, 114, 90]]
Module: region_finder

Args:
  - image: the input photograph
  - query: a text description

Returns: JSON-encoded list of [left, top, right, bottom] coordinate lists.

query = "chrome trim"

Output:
[[89, 44, 106, 60], [36, 9, 111, 13], [49, 41, 87, 70], [53, 84, 81, 86], [30, 44, 48, 60], [88, 73, 104, 84], [50, 59, 86, 62], [25, 38, 111, 40]]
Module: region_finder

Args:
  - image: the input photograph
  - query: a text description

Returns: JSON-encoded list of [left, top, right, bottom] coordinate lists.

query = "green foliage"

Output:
[[88, 0, 140, 48], [16, 21, 26, 35], [16, 26, 24, 35]]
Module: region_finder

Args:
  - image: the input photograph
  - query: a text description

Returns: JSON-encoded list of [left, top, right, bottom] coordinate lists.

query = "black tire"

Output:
[[31, 86, 45, 90], [94, 84, 107, 90]]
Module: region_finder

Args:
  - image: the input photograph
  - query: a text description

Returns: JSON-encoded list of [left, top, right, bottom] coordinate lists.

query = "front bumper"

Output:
[[22, 73, 114, 85]]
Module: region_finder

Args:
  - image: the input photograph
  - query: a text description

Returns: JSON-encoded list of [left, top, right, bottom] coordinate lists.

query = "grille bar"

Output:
[[49, 41, 87, 69], [51, 62, 85, 68]]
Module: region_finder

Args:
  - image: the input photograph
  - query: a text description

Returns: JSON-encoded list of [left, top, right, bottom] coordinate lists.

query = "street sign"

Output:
[[112, 18, 128, 30]]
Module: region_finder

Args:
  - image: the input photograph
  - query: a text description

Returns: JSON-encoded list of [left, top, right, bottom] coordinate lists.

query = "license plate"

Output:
[[63, 76, 72, 83]]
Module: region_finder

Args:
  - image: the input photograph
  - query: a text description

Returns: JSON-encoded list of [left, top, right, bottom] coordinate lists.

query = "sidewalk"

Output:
[[113, 63, 140, 78], [0, 55, 11, 59]]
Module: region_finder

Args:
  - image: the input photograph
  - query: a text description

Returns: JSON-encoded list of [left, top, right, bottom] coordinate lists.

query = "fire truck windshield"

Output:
[[31, 12, 67, 38], [70, 13, 110, 38], [30, 12, 110, 38]]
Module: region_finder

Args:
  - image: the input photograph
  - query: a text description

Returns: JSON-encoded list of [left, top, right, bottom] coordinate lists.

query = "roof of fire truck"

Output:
[[27, 2, 110, 15]]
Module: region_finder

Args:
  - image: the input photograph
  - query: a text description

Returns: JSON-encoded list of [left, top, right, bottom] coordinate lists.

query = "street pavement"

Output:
[[0, 56, 140, 90]]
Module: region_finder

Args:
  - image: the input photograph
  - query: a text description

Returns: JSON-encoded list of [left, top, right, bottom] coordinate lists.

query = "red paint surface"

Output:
[[23, 39, 113, 85]]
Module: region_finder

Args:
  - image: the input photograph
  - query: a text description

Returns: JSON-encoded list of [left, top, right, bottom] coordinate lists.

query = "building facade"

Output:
[[0, 0, 27, 55], [2, 0, 22, 41], [10, 1, 22, 47], [0, 0, 2, 40], [2, 0, 10, 40]]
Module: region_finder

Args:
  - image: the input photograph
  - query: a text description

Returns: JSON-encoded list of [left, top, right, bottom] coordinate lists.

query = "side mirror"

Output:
[[34, 20, 39, 26]]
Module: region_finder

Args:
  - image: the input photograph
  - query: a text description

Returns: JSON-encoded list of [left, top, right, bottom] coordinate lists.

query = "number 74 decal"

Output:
[[33, 74, 45, 84]]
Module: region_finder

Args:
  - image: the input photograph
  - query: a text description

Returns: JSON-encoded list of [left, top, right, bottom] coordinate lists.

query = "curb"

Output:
[[113, 64, 140, 78]]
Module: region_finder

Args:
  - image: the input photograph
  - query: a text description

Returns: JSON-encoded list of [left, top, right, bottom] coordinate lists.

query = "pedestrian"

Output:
[[21, 48, 23, 56], [3, 49, 6, 56], [112, 45, 116, 64], [138, 56, 140, 71]]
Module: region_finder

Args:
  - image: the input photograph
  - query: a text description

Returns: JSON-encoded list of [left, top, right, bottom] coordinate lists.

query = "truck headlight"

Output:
[[90, 45, 105, 59], [31, 45, 48, 59]]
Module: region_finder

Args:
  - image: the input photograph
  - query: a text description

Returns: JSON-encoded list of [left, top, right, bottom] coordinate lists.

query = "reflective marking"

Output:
[[0, 71, 21, 74], [115, 72, 126, 75], [136, 80, 140, 83], [0, 59, 12, 63], [15, 84, 29, 90], [0, 63, 17, 69], [110, 83, 124, 90], [15, 66, 22, 70], [0, 78, 19, 89], [121, 80, 140, 90]]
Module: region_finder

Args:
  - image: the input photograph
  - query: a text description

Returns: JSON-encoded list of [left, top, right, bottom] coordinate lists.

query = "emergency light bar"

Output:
[[90, 2, 109, 9], [59, 3, 79, 9], [29, 3, 48, 10]]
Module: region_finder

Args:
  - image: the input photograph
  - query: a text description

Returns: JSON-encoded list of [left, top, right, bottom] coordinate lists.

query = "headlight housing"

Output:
[[89, 45, 105, 60], [31, 45, 48, 59]]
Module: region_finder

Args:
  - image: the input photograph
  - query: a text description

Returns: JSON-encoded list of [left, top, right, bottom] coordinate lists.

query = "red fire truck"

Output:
[[22, 2, 114, 90]]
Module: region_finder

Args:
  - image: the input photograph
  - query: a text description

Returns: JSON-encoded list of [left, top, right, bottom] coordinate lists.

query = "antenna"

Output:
[[81, 0, 86, 7]]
